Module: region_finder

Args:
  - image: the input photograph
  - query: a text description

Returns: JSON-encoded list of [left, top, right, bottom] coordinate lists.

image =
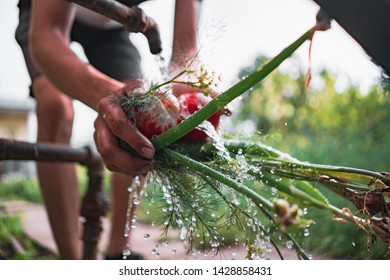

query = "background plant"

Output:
[[234, 57, 390, 259]]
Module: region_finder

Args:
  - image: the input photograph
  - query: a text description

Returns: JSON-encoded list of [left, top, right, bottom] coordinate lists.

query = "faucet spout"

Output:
[[68, 0, 162, 54]]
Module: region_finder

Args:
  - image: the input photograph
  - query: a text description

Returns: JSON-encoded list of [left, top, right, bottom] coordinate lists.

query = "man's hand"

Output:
[[94, 85, 155, 175]]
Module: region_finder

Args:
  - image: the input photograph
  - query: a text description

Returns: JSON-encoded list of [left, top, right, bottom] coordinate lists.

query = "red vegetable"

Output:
[[125, 92, 223, 142], [178, 93, 221, 142], [132, 93, 181, 139]]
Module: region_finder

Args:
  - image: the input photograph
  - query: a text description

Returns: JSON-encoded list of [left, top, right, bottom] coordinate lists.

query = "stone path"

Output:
[[3, 200, 328, 260]]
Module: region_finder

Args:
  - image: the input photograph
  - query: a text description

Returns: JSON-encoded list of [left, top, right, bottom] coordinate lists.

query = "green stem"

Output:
[[226, 141, 388, 184], [243, 155, 386, 185], [261, 172, 330, 210], [200, 174, 286, 260], [260, 173, 370, 227], [159, 149, 311, 259], [152, 28, 315, 151], [157, 149, 274, 211], [247, 159, 374, 192], [149, 69, 188, 92]]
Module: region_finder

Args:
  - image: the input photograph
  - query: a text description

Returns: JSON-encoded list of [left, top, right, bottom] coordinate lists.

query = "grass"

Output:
[[0, 166, 101, 260], [0, 212, 57, 260], [0, 176, 42, 203]]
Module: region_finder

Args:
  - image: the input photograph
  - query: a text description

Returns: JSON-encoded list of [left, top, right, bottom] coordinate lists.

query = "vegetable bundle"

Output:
[[119, 23, 390, 259]]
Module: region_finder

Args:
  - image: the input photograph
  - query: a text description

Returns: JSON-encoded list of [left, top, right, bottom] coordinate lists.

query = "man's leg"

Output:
[[33, 76, 81, 259]]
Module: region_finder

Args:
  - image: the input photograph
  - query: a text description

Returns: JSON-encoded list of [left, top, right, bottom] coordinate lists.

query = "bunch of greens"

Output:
[[120, 21, 390, 259]]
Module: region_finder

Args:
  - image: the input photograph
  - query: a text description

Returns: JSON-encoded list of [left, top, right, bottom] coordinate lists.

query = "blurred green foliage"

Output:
[[234, 56, 390, 259], [0, 214, 56, 259]]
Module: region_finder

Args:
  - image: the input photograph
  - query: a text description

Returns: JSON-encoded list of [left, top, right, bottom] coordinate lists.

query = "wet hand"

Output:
[[94, 84, 155, 175]]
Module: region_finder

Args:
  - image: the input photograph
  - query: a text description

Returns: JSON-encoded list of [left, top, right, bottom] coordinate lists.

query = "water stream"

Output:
[[122, 175, 144, 259]]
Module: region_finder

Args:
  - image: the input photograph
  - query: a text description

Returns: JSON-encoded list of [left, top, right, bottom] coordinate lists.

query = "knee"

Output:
[[34, 79, 75, 143]]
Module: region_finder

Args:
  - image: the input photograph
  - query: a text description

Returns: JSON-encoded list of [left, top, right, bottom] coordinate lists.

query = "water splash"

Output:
[[154, 54, 170, 83], [123, 176, 146, 258], [197, 121, 232, 162]]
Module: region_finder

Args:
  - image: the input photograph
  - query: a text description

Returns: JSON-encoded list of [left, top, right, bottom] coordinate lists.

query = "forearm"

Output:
[[29, 0, 124, 110], [171, 0, 199, 68]]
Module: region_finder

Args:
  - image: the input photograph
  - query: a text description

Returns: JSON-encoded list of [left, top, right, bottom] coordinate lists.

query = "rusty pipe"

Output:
[[0, 138, 95, 165], [68, 0, 162, 54], [81, 154, 109, 260], [0, 138, 108, 260]]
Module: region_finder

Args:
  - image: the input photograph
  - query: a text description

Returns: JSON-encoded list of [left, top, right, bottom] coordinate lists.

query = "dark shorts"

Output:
[[15, 3, 142, 97]]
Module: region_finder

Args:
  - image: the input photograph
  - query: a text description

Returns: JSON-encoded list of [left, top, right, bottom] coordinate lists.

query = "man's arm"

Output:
[[29, 0, 155, 174], [29, 0, 123, 110], [169, 0, 204, 96], [171, 0, 199, 68]]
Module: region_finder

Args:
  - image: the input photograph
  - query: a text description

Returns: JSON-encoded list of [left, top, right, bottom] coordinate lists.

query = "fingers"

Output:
[[94, 114, 152, 175], [123, 80, 145, 96], [171, 83, 200, 97], [94, 93, 155, 176]]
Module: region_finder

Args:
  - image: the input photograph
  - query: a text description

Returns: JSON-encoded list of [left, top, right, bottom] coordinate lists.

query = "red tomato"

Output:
[[178, 93, 221, 141]]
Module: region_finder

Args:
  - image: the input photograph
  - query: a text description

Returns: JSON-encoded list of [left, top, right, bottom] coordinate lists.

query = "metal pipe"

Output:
[[81, 155, 109, 260], [0, 138, 108, 260], [68, 0, 162, 54], [0, 138, 93, 165]]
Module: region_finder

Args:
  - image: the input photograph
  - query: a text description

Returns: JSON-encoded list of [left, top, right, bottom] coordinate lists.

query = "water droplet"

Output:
[[179, 227, 188, 240], [285, 240, 294, 249], [162, 241, 170, 247], [144, 234, 150, 240], [132, 197, 141, 205], [131, 218, 138, 229], [122, 249, 131, 258], [232, 198, 241, 206], [171, 248, 177, 254], [303, 228, 310, 236]]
